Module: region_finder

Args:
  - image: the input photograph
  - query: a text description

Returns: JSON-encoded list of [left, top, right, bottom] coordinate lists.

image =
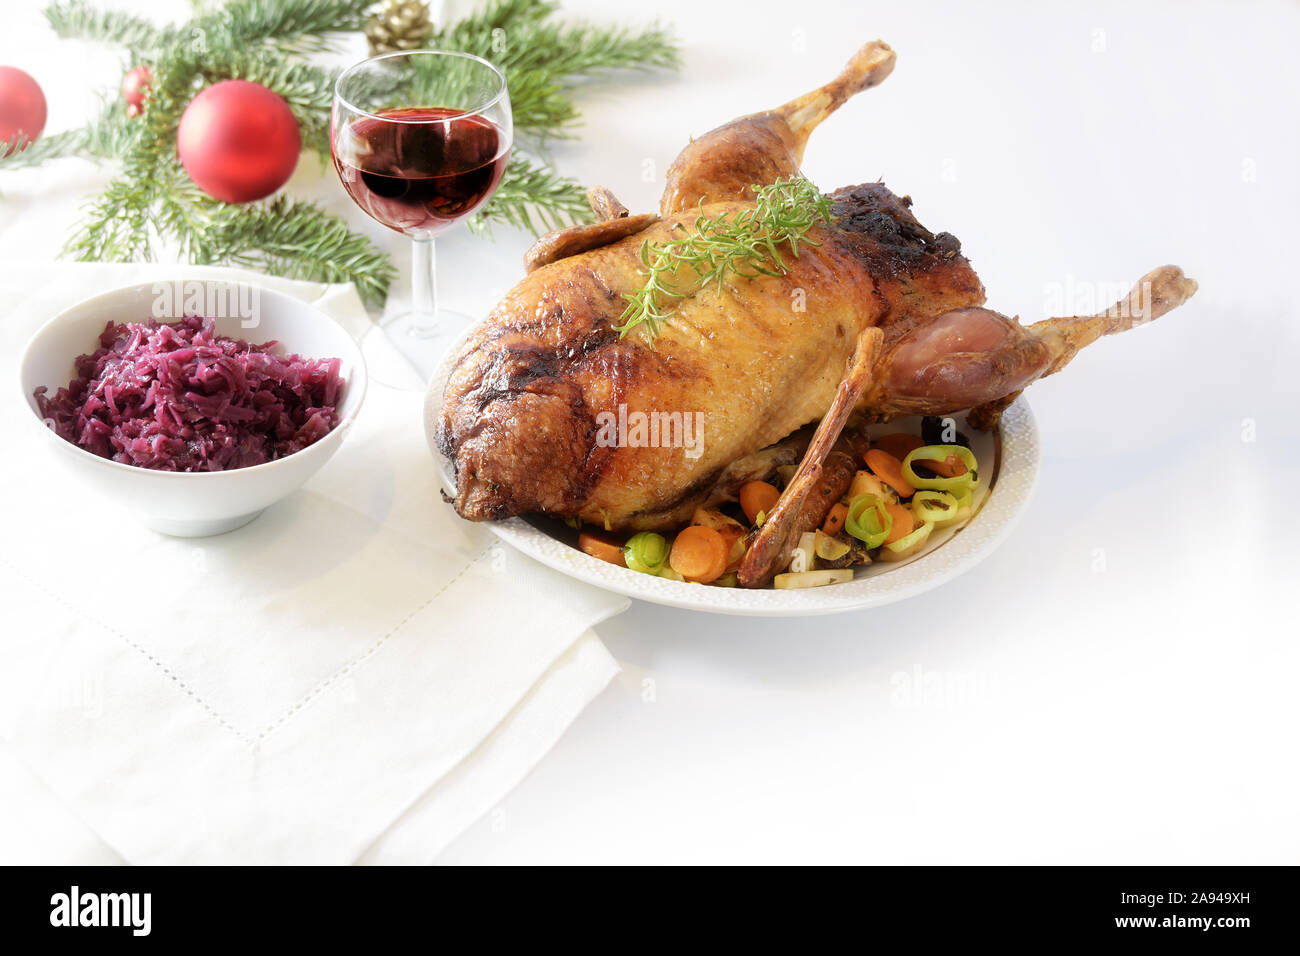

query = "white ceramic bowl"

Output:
[[17, 280, 367, 537]]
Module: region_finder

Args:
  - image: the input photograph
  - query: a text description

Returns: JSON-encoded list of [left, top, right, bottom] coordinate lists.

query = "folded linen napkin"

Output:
[[0, 262, 627, 864]]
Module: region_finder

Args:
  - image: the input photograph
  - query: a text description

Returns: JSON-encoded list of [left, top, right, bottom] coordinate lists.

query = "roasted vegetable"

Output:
[[773, 569, 855, 589], [814, 530, 850, 561], [579, 531, 627, 567], [624, 532, 670, 575], [847, 469, 897, 505], [877, 521, 934, 562], [789, 531, 818, 573], [845, 494, 892, 548], [669, 525, 729, 582], [902, 444, 978, 494], [739, 481, 782, 525]]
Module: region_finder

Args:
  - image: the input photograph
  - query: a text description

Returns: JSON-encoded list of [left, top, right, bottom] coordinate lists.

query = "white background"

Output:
[[2, 0, 1297, 863]]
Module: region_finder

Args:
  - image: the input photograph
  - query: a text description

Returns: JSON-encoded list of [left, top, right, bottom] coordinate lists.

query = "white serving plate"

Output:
[[425, 338, 1039, 616]]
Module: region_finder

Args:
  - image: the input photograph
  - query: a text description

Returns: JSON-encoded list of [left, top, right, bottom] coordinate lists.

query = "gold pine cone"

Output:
[[365, 0, 434, 56]]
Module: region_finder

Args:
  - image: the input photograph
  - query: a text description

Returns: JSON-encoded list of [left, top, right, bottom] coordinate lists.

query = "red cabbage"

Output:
[[34, 315, 344, 472]]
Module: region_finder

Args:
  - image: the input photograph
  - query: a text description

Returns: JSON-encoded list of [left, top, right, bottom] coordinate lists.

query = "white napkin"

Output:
[[0, 261, 627, 864]]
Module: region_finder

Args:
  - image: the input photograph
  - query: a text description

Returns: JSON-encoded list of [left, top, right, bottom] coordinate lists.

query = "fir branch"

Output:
[[431, 0, 556, 45], [468, 156, 591, 238], [498, 69, 580, 143], [192, 197, 398, 309], [65, 173, 157, 262], [428, 0, 679, 143], [46, 0, 372, 57], [0, 103, 138, 169], [191, 0, 374, 55], [45, 0, 167, 55], [485, 16, 681, 80], [431, 0, 680, 85], [23, 0, 682, 308]]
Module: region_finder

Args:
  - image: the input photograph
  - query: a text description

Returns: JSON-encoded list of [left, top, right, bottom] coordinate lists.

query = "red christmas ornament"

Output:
[[121, 65, 152, 118], [176, 80, 301, 203], [0, 66, 47, 156]]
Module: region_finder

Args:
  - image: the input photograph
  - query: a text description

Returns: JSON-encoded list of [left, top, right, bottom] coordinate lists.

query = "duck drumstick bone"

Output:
[[737, 328, 883, 587]]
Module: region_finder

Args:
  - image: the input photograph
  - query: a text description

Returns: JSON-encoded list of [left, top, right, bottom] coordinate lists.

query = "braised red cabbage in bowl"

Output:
[[33, 315, 343, 472]]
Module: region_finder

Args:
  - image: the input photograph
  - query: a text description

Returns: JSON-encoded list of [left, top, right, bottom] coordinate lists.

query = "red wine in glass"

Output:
[[334, 107, 509, 237], [332, 50, 513, 386]]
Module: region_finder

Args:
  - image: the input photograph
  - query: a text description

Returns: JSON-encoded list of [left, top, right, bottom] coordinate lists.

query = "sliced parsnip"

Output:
[[814, 530, 850, 561], [773, 569, 855, 589], [789, 531, 817, 573], [847, 469, 897, 505]]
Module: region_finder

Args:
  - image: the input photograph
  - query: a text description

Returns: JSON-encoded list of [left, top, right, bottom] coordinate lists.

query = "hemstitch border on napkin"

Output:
[[0, 545, 493, 750]]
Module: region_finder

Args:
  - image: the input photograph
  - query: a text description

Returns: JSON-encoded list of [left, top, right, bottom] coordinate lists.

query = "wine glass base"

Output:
[[359, 310, 473, 389]]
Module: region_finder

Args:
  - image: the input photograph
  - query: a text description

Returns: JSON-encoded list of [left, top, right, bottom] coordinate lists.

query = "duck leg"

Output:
[[878, 266, 1198, 427], [661, 40, 896, 214], [737, 327, 883, 587], [1028, 265, 1198, 377], [525, 40, 897, 272]]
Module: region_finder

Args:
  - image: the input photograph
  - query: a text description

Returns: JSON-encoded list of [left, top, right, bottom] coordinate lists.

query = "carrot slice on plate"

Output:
[[669, 525, 729, 582], [872, 433, 925, 463], [920, 453, 968, 478], [578, 531, 627, 567], [864, 449, 916, 498], [739, 480, 781, 525], [822, 502, 849, 535], [883, 502, 916, 544]]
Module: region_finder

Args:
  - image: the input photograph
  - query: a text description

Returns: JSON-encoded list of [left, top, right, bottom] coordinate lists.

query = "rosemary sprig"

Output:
[[616, 178, 834, 344]]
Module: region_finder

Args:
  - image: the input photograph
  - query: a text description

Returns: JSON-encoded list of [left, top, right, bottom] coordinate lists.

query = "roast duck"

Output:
[[433, 40, 1197, 586]]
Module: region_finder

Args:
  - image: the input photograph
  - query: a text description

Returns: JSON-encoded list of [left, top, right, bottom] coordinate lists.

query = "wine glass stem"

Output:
[[410, 236, 438, 339]]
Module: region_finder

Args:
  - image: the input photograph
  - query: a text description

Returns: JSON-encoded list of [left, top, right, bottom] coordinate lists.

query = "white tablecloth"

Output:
[[2, 0, 1297, 864], [0, 262, 626, 864]]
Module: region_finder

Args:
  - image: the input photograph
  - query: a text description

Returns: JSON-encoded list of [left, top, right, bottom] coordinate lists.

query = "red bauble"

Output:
[[0, 66, 47, 156], [121, 65, 153, 111], [176, 80, 301, 203]]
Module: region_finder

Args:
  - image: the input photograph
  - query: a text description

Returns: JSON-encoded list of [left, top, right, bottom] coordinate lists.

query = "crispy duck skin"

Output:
[[434, 40, 1197, 541]]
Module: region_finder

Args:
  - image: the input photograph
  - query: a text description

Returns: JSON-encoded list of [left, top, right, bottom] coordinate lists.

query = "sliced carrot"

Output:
[[669, 525, 729, 582], [919, 453, 968, 479], [873, 433, 925, 463], [739, 480, 781, 525], [578, 531, 626, 567], [718, 527, 748, 571], [822, 502, 849, 536], [864, 449, 916, 499], [883, 502, 916, 544]]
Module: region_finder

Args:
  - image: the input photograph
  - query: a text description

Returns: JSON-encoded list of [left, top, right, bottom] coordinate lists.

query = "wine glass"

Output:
[[332, 50, 512, 385]]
